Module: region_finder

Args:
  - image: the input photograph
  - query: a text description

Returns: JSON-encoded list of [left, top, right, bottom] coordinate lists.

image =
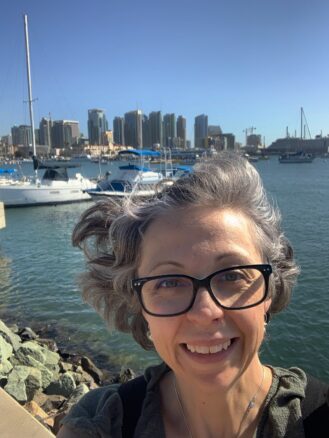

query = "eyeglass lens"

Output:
[[140, 267, 266, 315]]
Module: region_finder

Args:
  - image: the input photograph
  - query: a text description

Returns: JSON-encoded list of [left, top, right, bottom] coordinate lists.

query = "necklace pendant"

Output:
[[247, 398, 256, 410]]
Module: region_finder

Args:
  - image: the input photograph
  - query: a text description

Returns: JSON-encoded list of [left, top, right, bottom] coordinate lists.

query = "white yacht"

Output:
[[0, 15, 95, 208]]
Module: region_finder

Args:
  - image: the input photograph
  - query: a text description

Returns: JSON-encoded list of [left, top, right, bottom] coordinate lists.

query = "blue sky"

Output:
[[1, 0, 329, 145]]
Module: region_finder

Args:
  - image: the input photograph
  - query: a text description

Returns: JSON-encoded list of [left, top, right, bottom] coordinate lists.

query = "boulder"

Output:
[[81, 356, 104, 384], [0, 321, 21, 352], [12, 354, 55, 389], [18, 327, 38, 341], [5, 365, 42, 402], [119, 367, 136, 383], [39, 394, 66, 413], [24, 400, 54, 429], [15, 341, 46, 365], [40, 347, 60, 368], [0, 337, 13, 363], [45, 372, 76, 398], [0, 358, 13, 375], [37, 338, 58, 352], [66, 383, 89, 406]]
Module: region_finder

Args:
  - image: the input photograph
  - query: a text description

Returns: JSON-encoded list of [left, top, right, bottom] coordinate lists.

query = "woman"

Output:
[[58, 152, 328, 438]]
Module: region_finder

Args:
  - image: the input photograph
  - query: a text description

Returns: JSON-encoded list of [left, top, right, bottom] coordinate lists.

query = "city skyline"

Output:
[[2, 0, 329, 146]]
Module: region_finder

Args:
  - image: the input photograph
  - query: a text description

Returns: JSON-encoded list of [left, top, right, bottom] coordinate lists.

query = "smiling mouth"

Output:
[[185, 339, 234, 355]]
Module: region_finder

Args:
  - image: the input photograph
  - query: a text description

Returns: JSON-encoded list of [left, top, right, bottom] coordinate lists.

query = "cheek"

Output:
[[235, 307, 266, 339]]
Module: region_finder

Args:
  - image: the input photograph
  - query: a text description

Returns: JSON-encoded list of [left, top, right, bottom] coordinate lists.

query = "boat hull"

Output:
[[0, 181, 93, 207]]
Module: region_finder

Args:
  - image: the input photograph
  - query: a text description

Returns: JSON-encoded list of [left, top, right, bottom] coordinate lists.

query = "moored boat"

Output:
[[279, 151, 314, 163], [86, 162, 164, 199], [0, 157, 95, 207], [0, 16, 96, 208]]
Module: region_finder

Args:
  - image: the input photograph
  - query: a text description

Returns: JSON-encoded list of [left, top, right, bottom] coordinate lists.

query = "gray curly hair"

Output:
[[72, 151, 299, 350]]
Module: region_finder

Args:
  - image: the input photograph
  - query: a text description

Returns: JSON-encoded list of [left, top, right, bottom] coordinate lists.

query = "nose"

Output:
[[186, 286, 225, 325]]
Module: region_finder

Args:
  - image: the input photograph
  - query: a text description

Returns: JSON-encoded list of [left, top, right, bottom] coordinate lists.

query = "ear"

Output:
[[264, 298, 272, 314]]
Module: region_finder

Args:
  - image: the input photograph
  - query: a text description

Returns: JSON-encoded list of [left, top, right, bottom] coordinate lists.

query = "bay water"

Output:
[[0, 158, 328, 381]]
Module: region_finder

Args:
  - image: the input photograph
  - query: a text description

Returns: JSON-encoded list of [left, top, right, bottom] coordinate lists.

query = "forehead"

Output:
[[138, 206, 262, 275]]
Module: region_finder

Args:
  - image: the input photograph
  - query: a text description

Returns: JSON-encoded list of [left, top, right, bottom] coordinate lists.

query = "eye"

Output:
[[155, 277, 189, 289], [219, 271, 244, 281]]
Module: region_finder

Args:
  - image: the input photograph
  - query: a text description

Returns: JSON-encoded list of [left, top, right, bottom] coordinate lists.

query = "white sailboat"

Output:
[[0, 15, 95, 208]]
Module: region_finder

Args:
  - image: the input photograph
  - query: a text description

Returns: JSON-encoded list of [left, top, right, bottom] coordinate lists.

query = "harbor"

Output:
[[0, 157, 328, 382]]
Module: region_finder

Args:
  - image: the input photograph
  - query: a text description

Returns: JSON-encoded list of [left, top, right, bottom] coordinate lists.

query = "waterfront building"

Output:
[[176, 115, 186, 149], [52, 120, 80, 148], [268, 137, 329, 155], [149, 111, 163, 148], [88, 109, 108, 145], [11, 125, 32, 147], [163, 113, 176, 148], [39, 117, 53, 147], [102, 130, 113, 147], [247, 134, 262, 148], [124, 110, 143, 148], [194, 114, 208, 148], [113, 116, 125, 145]]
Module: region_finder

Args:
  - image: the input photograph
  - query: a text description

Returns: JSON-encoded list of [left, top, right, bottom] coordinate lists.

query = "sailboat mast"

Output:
[[23, 14, 36, 157]]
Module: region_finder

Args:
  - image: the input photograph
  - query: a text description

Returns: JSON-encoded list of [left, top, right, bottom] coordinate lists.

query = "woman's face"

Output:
[[138, 206, 271, 389]]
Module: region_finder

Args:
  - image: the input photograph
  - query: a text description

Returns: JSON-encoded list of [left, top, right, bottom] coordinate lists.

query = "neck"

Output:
[[166, 362, 270, 438]]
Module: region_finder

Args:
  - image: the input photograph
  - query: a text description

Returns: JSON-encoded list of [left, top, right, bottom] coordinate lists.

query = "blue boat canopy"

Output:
[[0, 168, 17, 174], [118, 149, 161, 157]]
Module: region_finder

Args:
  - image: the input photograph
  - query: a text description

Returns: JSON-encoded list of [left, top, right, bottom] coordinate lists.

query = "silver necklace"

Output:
[[173, 366, 266, 438]]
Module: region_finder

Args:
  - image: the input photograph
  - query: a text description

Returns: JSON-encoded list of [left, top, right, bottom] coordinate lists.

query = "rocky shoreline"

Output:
[[0, 318, 137, 435]]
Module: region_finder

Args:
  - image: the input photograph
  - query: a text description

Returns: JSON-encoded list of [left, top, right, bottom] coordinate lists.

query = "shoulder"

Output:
[[60, 384, 122, 437], [260, 366, 329, 437], [59, 363, 169, 437]]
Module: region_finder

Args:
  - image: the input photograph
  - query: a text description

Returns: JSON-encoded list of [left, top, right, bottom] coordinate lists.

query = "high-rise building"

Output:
[[163, 113, 176, 148], [247, 134, 261, 148], [142, 115, 151, 148], [52, 120, 80, 148], [39, 117, 53, 147], [88, 109, 108, 145], [124, 110, 143, 148], [194, 114, 208, 148], [222, 133, 236, 150], [11, 125, 32, 147], [208, 125, 222, 137], [176, 115, 186, 149], [113, 116, 125, 145], [149, 111, 163, 148]]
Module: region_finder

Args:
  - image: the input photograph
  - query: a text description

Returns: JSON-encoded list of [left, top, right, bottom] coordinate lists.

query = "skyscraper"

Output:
[[52, 120, 80, 148], [163, 113, 176, 148], [149, 111, 163, 148], [88, 109, 108, 145], [11, 125, 32, 147], [176, 115, 186, 148], [194, 114, 208, 148], [124, 110, 143, 148], [113, 116, 125, 145], [142, 115, 151, 148], [39, 117, 52, 147]]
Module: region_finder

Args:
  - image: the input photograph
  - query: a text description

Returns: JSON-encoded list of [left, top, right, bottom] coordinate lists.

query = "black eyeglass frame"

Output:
[[132, 264, 272, 317]]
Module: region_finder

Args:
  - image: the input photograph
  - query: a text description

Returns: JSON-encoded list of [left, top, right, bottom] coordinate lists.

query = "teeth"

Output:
[[186, 339, 232, 354]]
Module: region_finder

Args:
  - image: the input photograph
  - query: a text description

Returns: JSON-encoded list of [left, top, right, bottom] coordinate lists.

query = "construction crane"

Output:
[[243, 127, 256, 146]]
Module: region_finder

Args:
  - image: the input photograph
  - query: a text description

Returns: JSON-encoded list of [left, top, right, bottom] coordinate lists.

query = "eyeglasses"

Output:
[[132, 264, 272, 317]]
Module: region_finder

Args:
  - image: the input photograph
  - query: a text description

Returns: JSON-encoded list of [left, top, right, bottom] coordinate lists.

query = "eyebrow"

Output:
[[145, 253, 250, 274]]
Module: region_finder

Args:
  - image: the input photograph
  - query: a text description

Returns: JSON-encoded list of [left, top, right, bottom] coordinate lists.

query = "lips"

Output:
[[185, 339, 232, 354]]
